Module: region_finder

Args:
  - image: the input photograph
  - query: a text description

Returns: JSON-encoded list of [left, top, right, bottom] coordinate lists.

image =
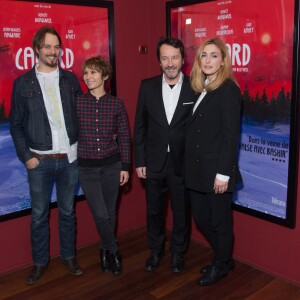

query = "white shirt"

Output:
[[162, 72, 183, 124], [32, 65, 77, 163], [193, 89, 207, 114], [162, 72, 183, 152]]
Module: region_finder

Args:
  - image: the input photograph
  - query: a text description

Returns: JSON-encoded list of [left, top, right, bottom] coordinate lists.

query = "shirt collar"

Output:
[[205, 77, 217, 85], [35, 64, 59, 77]]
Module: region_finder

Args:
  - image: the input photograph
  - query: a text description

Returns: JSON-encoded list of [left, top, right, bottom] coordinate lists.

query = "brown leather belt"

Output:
[[31, 152, 67, 159]]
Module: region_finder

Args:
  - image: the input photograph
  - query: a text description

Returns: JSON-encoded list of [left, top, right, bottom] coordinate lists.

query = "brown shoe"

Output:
[[26, 265, 46, 285], [64, 259, 83, 276]]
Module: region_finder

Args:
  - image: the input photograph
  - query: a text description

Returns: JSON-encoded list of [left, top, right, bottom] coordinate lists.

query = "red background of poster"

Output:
[[170, 0, 294, 98], [170, 0, 295, 226], [0, 0, 110, 114]]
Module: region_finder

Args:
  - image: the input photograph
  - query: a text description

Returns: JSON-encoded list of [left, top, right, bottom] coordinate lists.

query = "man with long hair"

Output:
[[10, 26, 82, 284]]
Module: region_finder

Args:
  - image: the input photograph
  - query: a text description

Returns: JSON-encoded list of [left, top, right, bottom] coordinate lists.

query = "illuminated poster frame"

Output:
[[0, 0, 115, 221], [167, 0, 299, 228]]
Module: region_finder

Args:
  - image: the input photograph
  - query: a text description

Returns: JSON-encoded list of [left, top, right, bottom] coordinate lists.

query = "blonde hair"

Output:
[[190, 38, 238, 92]]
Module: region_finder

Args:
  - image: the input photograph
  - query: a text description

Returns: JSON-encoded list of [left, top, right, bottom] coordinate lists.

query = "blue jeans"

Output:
[[78, 162, 121, 253], [27, 156, 78, 266]]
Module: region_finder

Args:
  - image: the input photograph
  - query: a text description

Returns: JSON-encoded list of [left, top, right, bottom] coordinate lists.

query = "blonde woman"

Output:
[[185, 38, 242, 286]]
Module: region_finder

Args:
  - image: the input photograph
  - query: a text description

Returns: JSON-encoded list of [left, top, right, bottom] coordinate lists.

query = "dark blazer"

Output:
[[184, 79, 242, 192], [134, 74, 197, 175]]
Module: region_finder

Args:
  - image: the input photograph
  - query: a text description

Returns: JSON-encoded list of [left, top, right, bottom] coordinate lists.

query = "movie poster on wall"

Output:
[[168, 0, 297, 227], [0, 0, 113, 219]]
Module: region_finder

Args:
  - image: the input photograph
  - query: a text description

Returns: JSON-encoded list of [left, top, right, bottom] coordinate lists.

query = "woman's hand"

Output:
[[213, 177, 228, 194], [120, 171, 129, 186]]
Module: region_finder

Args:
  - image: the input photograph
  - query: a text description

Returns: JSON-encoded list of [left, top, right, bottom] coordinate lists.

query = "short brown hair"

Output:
[[82, 56, 112, 82], [32, 26, 62, 58]]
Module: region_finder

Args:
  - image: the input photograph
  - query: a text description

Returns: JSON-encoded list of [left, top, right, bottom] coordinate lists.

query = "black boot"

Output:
[[100, 249, 111, 273], [110, 251, 122, 277]]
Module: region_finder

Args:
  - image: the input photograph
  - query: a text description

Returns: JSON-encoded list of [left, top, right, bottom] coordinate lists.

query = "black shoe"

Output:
[[111, 251, 122, 277], [200, 259, 235, 274], [64, 258, 83, 276], [171, 253, 184, 273], [26, 265, 47, 285], [100, 249, 111, 273], [145, 252, 164, 271], [197, 265, 228, 286]]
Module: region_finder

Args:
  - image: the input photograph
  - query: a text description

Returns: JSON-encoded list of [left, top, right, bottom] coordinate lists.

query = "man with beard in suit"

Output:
[[134, 37, 197, 273]]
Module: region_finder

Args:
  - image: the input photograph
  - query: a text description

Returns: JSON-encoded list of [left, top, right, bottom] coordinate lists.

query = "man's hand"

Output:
[[25, 157, 40, 170], [136, 167, 146, 179]]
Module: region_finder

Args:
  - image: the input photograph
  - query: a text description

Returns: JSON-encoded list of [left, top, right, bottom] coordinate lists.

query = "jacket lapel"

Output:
[[28, 69, 48, 115], [170, 75, 194, 126], [188, 91, 215, 125], [154, 75, 169, 127]]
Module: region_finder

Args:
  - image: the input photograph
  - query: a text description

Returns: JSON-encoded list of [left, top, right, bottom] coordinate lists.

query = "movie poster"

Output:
[[170, 0, 294, 219], [0, 0, 110, 217]]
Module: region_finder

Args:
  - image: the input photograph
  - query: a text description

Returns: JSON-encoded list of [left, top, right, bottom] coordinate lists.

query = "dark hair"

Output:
[[32, 26, 62, 57], [156, 37, 185, 61], [82, 56, 112, 82]]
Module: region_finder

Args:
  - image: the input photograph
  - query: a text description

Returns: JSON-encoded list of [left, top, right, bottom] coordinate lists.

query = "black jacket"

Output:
[[184, 79, 242, 192], [134, 74, 197, 175]]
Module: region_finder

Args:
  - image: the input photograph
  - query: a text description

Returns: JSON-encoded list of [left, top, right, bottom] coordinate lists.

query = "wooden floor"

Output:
[[1, 226, 300, 300]]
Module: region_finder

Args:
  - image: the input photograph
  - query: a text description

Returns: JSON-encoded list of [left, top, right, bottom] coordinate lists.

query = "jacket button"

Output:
[[196, 159, 199, 163], [196, 144, 199, 148], [198, 113, 202, 117], [197, 130, 200, 133]]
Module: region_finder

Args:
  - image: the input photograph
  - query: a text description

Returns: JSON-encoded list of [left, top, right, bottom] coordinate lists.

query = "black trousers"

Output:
[[78, 162, 121, 254], [188, 189, 233, 265], [145, 154, 189, 255]]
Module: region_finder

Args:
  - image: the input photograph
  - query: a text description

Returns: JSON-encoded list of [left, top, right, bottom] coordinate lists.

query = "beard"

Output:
[[45, 55, 58, 67], [39, 54, 58, 68], [163, 66, 181, 81], [45, 60, 58, 67]]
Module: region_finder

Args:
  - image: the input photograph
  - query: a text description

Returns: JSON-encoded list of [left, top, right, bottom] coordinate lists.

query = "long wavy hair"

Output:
[[190, 38, 238, 93]]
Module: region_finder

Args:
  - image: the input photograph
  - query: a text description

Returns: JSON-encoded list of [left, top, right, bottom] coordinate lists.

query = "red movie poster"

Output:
[[170, 0, 293, 98], [0, 0, 112, 218], [169, 0, 296, 226], [0, 0, 110, 113]]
